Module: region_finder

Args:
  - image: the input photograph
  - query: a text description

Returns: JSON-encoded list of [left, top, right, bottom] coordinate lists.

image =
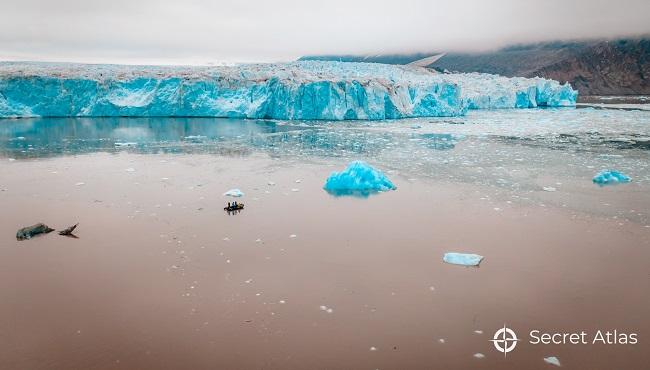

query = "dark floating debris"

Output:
[[58, 223, 79, 236], [16, 223, 55, 240], [224, 202, 244, 214]]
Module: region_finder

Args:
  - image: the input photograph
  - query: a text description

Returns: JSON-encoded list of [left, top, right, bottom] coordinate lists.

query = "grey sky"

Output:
[[1, 0, 649, 65]]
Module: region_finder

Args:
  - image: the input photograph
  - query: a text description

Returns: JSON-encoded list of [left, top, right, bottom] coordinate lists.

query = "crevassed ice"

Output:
[[0, 61, 577, 120]]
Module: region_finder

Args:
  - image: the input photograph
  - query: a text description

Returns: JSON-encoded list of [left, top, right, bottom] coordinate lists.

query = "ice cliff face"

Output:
[[0, 61, 576, 120]]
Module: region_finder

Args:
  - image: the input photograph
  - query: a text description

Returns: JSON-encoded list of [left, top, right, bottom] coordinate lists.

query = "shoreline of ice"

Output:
[[0, 61, 577, 120]]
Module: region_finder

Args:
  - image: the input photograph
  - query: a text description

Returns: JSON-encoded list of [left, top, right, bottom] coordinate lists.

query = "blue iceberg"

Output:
[[443, 252, 484, 267], [592, 170, 631, 186], [323, 161, 396, 197], [0, 61, 576, 120]]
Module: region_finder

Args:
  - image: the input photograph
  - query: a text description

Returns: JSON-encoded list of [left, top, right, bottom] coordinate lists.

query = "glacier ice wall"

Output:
[[0, 61, 576, 120]]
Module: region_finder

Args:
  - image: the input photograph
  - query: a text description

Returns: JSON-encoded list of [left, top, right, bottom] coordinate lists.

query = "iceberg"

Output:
[[543, 356, 561, 367], [443, 252, 484, 267], [223, 188, 244, 197], [592, 170, 631, 186], [324, 161, 396, 196], [0, 61, 576, 120]]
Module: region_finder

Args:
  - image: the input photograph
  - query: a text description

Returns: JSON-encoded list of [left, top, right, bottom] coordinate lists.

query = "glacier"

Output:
[[0, 61, 577, 120]]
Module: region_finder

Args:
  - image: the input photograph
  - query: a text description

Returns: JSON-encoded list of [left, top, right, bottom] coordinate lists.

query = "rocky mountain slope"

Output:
[[301, 38, 650, 96]]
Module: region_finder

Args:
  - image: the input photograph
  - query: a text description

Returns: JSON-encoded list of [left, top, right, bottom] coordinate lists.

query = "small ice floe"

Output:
[[183, 135, 206, 140], [473, 353, 485, 359], [319, 305, 333, 313], [474, 330, 483, 334], [75, 182, 85, 186], [438, 339, 445, 343], [369, 346, 378, 351], [295, 179, 302, 183], [289, 234, 297, 238], [223, 188, 244, 197], [291, 188, 300, 192], [592, 170, 631, 186], [544, 356, 561, 367], [543, 186, 557, 192], [114, 142, 137, 147], [279, 300, 286, 304], [443, 252, 484, 267]]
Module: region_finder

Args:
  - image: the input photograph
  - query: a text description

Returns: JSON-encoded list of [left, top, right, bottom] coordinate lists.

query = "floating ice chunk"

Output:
[[443, 252, 484, 267], [223, 188, 244, 197], [474, 330, 483, 334], [75, 182, 85, 186], [592, 170, 631, 186], [114, 142, 137, 147], [324, 161, 396, 197], [473, 353, 485, 359], [438, 339, 445, 343], [544, 356, 561, 367], [543, 187, 557, 192], [369, 347, 378, 351], [289, 234, 297, 238]]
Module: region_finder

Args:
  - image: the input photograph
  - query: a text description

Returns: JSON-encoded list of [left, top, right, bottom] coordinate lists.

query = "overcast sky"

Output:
[[1, 0, 649, 65]]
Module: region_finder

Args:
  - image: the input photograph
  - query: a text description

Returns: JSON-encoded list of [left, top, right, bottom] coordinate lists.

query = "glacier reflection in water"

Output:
[[1, 108, 649, 192]]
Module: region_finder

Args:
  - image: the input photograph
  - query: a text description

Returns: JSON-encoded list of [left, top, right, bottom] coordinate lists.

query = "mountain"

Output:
[[300, 38, 650, 96]]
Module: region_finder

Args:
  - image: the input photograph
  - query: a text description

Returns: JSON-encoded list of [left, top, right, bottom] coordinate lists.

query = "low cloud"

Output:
[[1, 0, 649, 64]]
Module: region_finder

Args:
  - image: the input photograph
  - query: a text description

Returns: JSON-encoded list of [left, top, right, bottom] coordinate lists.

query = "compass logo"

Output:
[[490, 325, 519, 356]]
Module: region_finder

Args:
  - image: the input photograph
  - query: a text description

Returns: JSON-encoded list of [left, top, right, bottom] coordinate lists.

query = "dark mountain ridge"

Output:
[[300, 37, 650, 95]]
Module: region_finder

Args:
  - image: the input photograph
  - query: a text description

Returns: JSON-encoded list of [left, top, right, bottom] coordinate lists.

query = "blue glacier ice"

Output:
[[0, 61, 576, 120], [443, 252, 484, 267], [324, 161, 396, 196], [592, 170, 631, 186]]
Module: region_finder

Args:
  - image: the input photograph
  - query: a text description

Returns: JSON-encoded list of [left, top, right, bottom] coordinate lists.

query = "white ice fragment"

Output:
[[543, 187, 557, 192], [291, 188, 300, 192], [279, 300, 286, 304], [223, 188, 244, 197], [75, 182, 85, 186], [474, 330, 483, 334], [438, 339, 445, 343], [544, 357, 561, 367], [289, 234, 297, 238], [295, 179, 302, 183], [369, 347, 378, 351], [319, 305, 327, 311], [443, 252, 484, 267], [473, 353, 485, 359]]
